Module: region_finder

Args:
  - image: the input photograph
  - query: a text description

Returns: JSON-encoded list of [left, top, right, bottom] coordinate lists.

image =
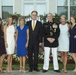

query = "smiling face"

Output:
[[31, 11, 38, 20], [19, 19, 24, 26], [47, 13, 53, 22], [8, 18, 13, 25], [61, 15, 66, 25], [70, 17, 76, 24], [6, 17, 13, 26]]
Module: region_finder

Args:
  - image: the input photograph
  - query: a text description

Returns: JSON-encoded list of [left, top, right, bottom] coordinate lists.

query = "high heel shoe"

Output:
[[64, 70, 67, 73], [73, 68, 76, 72], [0, 67, 2, 72], [61, 68, 67, 73], [22, 67, 26, 73], [73, 64, 76, 72], [10, 66, 12, 72], [19, 66, 22, 72], [6, 67, 10, 73]]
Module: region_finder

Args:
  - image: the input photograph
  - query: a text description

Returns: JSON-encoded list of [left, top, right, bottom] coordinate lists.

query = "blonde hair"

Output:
[[6, 16, 13, 26], [61, 15, 66, 20]]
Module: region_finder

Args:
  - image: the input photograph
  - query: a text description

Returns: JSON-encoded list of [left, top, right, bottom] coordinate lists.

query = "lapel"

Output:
[[34, 20, 38, 31], [30, 20, 32, 31]]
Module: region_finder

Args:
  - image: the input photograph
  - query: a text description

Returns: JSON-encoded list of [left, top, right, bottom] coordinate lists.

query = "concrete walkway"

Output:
[[0, 70, 76, 75]]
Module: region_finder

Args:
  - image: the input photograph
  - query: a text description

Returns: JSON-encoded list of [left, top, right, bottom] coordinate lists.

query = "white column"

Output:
[[0, 0, 2, 18], [68, 0, 70, 21], [13, 0, 15, 14], [46, 0, 50, 13], [21, 0, 24, 15], [14, 0, 22, 14], [49, 0, 57, 15]]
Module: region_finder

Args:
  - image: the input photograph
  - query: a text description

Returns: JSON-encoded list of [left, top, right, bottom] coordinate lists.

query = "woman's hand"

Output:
[[74, 35, 76, 39], [15, 43, 17, 49], [5, 42, 8, 48], [25, 42, 28, 48]]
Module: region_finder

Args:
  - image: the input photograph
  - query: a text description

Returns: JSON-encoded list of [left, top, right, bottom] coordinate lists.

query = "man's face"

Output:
[[31, 12, 37, 20], [47, 14, 53, 22]]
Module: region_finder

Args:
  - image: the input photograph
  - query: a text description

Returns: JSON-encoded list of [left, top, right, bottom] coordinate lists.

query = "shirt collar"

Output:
[[32, 20, 37, 25]]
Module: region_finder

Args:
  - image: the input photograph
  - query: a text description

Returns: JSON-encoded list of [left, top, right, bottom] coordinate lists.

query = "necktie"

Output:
[[32, 20, 35, 31]]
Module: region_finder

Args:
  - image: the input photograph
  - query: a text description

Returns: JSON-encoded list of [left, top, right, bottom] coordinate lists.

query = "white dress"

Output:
[[58, 23, 69, 52], [6, 25, 15, 54]]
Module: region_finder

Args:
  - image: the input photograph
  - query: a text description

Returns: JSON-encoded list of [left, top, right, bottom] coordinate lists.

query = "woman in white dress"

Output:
[[58, 15, 69, 72], [4, 16, 15, 72]]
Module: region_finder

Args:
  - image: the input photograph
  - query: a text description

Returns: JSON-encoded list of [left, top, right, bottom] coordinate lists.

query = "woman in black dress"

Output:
[[0, 18, 6, 72], [69, 16, 76, 72]]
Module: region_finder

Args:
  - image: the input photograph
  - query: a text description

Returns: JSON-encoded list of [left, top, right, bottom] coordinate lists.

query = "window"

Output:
[[57, 0, 76, 20], [23, 0, 47, 15], [24, 3, 34, 16], [2, 6, 13, 19], [57, 0, 68, 19], [2, 0, 13, 19], [70, 0, 76, 16]]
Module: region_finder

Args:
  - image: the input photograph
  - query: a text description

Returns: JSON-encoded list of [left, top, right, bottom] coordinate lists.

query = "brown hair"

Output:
[[70, 16, 76, 23], [31, 10, 38, 15], [70, 16, 76, 25], [0, 18, 2, 25], [69, 16, 76, 28], [19, 16, 25, 24]]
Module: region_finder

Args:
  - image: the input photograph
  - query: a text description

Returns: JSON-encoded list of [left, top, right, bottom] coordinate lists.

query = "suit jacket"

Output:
[[43, 22, 60, 47], [26, 20, 43, 45]]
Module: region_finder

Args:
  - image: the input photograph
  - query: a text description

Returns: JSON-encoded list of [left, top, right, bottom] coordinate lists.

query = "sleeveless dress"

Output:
[[6, 25, 15, 54], [58, 23, 69, 52], [69, 24, 76, 53], [0, 26, 6, 56], [16, 25, 29, 56]]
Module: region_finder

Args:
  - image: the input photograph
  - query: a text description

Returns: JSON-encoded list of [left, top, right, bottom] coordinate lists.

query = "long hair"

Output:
[[70, 16, 76, 24], [0, 18, 2, 25], [6, 16, 13, 26], [70, 16, 76, 28]]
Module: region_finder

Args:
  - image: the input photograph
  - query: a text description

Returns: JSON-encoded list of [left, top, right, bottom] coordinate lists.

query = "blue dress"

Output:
[[69, 24, 76, 53], [17, 25, 29, 56]]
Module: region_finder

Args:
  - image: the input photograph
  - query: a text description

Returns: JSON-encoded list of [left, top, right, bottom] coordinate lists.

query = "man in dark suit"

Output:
[[26, 11, 42, 72], [42, 13, 60, 73]]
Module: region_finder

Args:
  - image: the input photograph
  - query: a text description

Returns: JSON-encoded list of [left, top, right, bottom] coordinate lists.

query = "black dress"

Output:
[[0, 25, 6, 56], [69, 24, 76, 53]]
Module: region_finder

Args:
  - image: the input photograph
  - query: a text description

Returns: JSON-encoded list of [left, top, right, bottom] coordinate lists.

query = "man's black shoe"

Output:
[[42, 70, 48, 73], [54, 70, 61, 73], [34, 68, 40, 72], [29, 69, 33, 72]]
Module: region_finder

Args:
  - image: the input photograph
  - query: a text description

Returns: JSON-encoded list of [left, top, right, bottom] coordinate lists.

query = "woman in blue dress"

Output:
[[69, 16, 76, 72], [16, 17, 29, 73]]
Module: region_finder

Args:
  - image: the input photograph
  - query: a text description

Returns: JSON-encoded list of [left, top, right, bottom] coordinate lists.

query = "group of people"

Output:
[[0, 10, 76, 73]]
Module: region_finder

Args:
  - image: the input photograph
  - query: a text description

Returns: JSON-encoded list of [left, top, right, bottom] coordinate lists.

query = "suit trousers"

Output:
[[43, 47, 59, 70], [28, 43, 39, 69]]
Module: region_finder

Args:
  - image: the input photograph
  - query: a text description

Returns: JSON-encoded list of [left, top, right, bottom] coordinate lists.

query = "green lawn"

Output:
[[2, 63, 75, 70]]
